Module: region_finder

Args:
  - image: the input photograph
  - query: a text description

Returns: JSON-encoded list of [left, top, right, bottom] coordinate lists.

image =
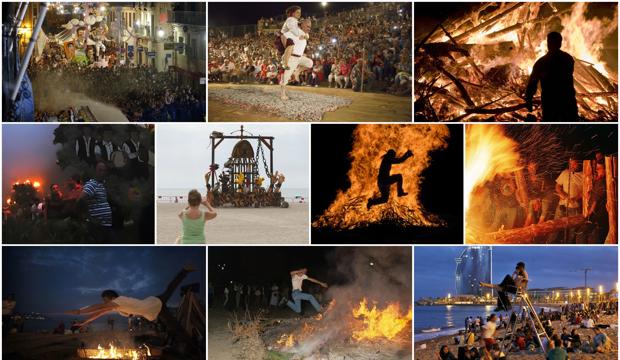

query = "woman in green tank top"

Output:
[[177, 189, 217, 244]]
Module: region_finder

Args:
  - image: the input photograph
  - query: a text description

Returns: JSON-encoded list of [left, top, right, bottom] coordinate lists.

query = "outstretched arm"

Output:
[[66, 302, 116, 315], [201, 198, 217, 221], [75, 309, 113, 328], [306, 276, 328, 288], [393, 150, 413, 164]]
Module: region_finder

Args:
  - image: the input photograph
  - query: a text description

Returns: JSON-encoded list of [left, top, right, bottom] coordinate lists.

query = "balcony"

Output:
[[168, 11, 205, 27]]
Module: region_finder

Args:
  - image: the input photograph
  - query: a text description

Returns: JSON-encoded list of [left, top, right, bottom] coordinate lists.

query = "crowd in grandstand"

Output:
[[208, 3, 411, 96]]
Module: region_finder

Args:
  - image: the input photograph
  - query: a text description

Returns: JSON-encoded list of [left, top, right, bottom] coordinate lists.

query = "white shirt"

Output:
[[281, 17, 302, 39], [292, 30, 308, 56], [76, 136, 92, 156], [123, 140, 141, 160], [512, 269, 529, 291], [291, 274, 308, 291], [481, 321, 497, 339], [556, 169, 584, 208], [95, 141, 115, 160], [112, 296, 162, 322]]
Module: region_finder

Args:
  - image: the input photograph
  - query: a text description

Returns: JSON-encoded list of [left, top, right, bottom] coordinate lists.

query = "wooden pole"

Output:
[[514, 168, 529, 209], [582, 160, 594, 217], [605, 156, 617, 244]]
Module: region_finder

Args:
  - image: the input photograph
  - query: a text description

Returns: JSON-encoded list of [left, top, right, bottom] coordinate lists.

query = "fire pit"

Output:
[[77, 344, 159, 360]]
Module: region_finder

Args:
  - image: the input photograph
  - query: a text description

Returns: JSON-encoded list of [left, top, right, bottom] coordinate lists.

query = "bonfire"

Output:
[[415, 2, 618, 121]]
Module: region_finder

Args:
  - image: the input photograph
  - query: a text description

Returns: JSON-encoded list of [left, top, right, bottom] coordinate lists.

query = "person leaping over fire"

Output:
[[275, 5, 306, 71], [284, 268, 328, 314], [480, 261, 529, 312], [367, 149, 413, 210], [66, 265, 202, 358]]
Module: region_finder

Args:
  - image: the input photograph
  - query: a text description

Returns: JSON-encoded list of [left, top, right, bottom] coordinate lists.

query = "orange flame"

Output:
[[351, 298, 412, 341], [276, 334, 295, 348], [465, 125, 521, 240], [87, 343, 148, 359], [314, 125, 450, 229]]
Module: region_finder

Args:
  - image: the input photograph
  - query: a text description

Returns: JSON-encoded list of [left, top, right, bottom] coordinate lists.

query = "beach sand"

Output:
[[157, 202, 309, 244], [414, 314, 618, 360], [3, 330, 168, 360]]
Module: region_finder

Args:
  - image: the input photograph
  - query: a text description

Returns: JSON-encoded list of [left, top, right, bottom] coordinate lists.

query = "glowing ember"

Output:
[[276, 334, 295, 348], [351, 298, 412, 341], [417, 2, 618, 121], [314, 125, 450, 229], [33, 181, 41, 189]]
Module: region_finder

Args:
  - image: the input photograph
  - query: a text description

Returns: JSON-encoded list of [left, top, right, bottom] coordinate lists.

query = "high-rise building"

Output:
[[455, 246, 492, 296]]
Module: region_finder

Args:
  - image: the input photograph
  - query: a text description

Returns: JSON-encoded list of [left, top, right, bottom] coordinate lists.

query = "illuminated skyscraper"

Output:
[[455, 246, 492, 296]]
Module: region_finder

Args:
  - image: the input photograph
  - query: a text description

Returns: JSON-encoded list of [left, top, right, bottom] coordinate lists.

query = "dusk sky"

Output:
[[415, 247, 618, 299], [2, 124, 65, 199], [3, 247, 206, 313], [157, 123, 309, 190]]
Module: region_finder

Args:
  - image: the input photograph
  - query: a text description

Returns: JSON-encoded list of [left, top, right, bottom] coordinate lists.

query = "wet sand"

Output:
[[157, 202, 309, 244], [415, 314, 618, 360]]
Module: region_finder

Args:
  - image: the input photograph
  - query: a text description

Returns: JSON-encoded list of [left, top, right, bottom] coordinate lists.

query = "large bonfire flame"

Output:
[[274, 299, 412, 353], [465, 125, 521, 239], [416, 2, 618, 121], [351, 298, 413, 342], [314, 124, 450, 229]]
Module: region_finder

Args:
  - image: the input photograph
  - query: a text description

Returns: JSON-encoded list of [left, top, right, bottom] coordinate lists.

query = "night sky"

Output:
[[208, 2, 375, 27], [208, 246, 411, 289], [311, 125, 463, 244], [414, 246, 618, 300], [3, 247, 206, 313]]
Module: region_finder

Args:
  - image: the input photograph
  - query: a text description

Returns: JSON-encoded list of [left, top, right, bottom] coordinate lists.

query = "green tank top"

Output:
[[181, 211, 206, 244]]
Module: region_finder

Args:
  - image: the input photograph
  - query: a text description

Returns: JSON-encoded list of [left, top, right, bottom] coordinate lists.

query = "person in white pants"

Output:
[[280, 19, 313, 100]]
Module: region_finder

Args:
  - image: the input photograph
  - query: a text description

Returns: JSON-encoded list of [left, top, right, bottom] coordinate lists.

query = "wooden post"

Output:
[[605, 156, 617, 244], [514, 168, 529, 209], [582, 160, 594, 217]]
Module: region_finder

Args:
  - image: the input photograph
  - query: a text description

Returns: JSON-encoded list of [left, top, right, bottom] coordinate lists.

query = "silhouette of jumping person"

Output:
[[367, 149, 413, 210], [525, 31, 578, 122]]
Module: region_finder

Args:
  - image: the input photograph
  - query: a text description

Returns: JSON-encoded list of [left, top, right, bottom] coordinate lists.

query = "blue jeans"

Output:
[[286, 290, 321, 313]]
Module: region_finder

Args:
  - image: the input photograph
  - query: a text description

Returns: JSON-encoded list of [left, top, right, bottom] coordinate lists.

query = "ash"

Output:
[[209, 86, 352, 121]]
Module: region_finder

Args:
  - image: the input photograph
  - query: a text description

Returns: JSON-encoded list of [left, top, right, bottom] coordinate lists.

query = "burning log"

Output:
[[478, 216, 586, 244], [452, 3, 524, 43], [605, 156, 617, 244]]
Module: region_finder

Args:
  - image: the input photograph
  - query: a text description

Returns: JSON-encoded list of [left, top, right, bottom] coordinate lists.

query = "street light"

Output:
[[321, 2, 328, 7], [157, 28, 165, 38]]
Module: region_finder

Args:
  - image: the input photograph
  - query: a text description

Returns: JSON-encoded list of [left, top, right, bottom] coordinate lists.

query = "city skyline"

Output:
[[415, 246, 618, 299]]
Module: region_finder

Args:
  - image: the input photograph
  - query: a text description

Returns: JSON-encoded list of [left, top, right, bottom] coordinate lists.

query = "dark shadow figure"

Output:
[[367, 149, 413, 210], [525, 31, 578, 121]]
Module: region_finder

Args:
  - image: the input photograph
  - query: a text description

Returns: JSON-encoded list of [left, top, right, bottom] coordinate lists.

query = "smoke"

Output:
[[294, 247, 412, 356], [31, 74, 128, 122]]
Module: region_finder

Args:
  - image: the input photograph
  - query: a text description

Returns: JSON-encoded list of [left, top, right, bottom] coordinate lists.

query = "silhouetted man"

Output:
[[525, 31, 578, 121], [367, 149, 413, 210]]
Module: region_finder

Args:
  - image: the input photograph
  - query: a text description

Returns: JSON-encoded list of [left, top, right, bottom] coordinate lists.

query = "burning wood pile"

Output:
[[265, 299, 412, 359], [415, 2, 618, 121], [313, 124, 450, 229], [77, 343, 158, 360]]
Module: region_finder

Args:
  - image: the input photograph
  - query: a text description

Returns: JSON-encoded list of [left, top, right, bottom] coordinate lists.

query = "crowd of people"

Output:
[[208, 3, 411, 95], [3, 125, 154, 243], [30, 62, 205, 122], [470, 152, 612, 244], [439, 299, 617, 360]]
